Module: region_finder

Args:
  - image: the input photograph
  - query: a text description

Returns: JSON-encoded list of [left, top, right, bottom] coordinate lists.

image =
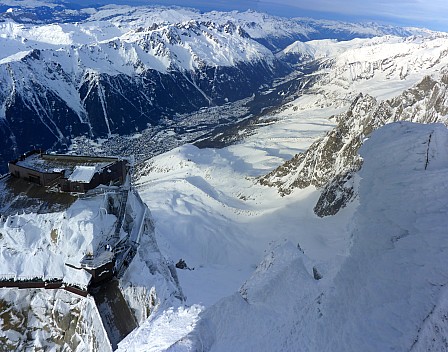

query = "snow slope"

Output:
[[281, 34, 448, 107], [134, 130, 352, 308], [117, 96, 355, 350], [124, 122, 448, 351]]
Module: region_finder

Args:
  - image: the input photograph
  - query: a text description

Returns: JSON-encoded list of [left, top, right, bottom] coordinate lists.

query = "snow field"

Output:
[[135, 100, 355, 310], [282, 34, 448, 103], [140, 121, 448, 352]]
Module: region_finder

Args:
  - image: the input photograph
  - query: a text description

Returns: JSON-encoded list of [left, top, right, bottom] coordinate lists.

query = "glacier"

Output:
[[120, 122, 448, 351]]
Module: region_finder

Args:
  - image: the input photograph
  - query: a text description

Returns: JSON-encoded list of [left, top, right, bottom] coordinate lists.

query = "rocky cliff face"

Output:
[[260, 73, 448, 216], [0, 289, 110, 351]]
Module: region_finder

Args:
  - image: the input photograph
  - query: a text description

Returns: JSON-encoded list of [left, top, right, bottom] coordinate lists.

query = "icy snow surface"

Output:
[[118, 81, 448, 352], [68, 165, 97, 183]]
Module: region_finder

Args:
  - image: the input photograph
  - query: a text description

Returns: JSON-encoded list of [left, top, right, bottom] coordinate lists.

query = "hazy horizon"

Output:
[[59, 0, 448, 32], [0, 0, 446, 31]]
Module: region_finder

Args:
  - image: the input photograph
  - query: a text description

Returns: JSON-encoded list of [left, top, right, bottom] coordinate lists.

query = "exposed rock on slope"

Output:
[[0, 289, 109, 351], [259, 93, 381, 194], [260, 73, 448, 215]]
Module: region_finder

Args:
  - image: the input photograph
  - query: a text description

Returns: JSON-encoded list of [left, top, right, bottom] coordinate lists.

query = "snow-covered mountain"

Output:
[[2, 3, 448, 351], [0, 3, 438, 173], [260, 72, 448, 216], [135, 121, 448, 352], [0, 3, 431, 47], [0, 13, 287, 172]]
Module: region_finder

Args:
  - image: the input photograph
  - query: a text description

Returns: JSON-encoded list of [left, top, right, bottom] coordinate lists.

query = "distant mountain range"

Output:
[[0, 3, 435, 172]]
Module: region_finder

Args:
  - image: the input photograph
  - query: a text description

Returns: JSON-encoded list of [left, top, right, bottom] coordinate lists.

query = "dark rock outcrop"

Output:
[[260, 73, 448, 215]]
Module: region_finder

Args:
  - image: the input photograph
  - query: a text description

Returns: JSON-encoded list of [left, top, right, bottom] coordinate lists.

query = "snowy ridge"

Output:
[[260, 70, 448, 214], [0, 18, 273, 74], [280, 34, 448, 107], [1, 4, 430, 41], [0, 12, 278, 134], [0, 5, 438, 74], [130, 122, 448, 351]]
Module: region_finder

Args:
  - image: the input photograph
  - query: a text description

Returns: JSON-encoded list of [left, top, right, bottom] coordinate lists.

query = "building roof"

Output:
[[13, 151, 118, 177], [68, 166, 97, 183]]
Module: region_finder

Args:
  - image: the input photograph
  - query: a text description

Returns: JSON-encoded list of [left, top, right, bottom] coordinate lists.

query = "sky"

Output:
[[3, 0, 446, 32], [72, 0, 446, 32]]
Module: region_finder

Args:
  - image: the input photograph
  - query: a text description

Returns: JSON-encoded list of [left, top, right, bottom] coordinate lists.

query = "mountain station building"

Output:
[[8, 150, 128, 193]]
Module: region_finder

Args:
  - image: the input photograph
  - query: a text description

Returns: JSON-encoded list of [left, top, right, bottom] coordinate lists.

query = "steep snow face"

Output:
[[119, 190, 185, 326], [0, 185, 185, 349], [315, 122, 448, 351], [150, 122, 448, 351]]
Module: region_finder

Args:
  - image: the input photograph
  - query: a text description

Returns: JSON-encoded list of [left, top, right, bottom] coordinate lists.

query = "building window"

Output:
[[29, 175, 41, 184]]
